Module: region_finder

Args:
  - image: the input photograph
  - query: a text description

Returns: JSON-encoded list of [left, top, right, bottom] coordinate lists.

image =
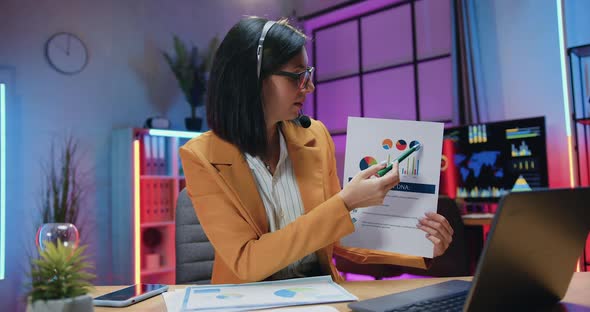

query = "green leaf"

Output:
[[164, 34, 215, 108], [28, 241, 95, 300]]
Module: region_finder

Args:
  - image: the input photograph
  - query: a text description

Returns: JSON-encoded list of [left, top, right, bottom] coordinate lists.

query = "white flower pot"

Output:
[[28, 294, 94, 312]]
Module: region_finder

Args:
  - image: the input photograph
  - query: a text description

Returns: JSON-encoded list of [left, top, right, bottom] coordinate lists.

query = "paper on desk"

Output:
[[165, 289, 255, 312], [164, 288, 280, 312], [163, 289, 185, 312], [179, 276, 356, 311], [262, 306, 339, 311], [341, 117, 444, 258], [164, 289, 340, 312]]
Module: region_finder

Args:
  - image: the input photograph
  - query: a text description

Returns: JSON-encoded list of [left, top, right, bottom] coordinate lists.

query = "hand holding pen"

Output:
[[338, 161, 400, 211], [377, 142, 422, 177]]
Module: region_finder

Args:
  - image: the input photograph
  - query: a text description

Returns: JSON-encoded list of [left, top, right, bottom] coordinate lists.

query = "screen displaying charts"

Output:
[[440, 116, 548, 202]]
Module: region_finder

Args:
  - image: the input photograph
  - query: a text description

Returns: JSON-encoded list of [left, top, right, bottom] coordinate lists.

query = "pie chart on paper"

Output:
[[382, 139, 393, 150], [359, 156, 377, 170], [396, 139, 407, 150]]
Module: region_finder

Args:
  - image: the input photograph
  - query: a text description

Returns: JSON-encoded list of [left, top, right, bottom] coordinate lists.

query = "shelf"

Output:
[[141, 266, 175, 276], [569, 44, 590, 58], [141, 221, 175, 228], [113, 128, 180, 284], [576, 118, 590, 126]]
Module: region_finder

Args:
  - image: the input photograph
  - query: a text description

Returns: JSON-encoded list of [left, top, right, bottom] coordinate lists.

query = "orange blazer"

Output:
[[179, 119, 428, 284]]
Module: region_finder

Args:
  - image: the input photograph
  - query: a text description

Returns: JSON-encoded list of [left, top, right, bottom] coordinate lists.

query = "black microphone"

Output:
[[297, 112, 311, 128]]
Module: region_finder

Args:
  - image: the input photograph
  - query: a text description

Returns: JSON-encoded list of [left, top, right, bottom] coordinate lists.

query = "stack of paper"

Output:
[[163, 276, 356, 311]]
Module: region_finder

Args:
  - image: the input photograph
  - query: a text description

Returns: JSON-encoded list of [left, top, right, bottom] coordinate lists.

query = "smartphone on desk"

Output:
[[93, 283, 168, 307]]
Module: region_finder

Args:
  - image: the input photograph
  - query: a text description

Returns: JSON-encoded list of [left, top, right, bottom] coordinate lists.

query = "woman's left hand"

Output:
[[417, 212, 454, 257]]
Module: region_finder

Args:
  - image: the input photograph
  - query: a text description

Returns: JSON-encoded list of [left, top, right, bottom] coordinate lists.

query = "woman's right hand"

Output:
[[338, 161, 400, 211]]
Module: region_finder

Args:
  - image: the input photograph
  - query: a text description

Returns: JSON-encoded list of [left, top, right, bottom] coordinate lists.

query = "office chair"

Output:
[[335, 195, 469, 279], [175, 188, 214, 284]]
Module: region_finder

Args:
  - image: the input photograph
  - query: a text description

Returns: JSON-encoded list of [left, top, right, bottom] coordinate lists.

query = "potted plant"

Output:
[[39, 135, 87, 237], [164, 35, 219, 131], [28, 241, 95, 312]]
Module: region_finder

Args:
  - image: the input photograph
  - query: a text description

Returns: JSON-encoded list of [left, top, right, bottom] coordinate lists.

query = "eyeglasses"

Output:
[[272, 66, 315, 90], [257, 21, 314, 90]]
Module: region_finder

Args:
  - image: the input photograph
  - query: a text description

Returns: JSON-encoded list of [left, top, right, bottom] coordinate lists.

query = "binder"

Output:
[[150, 136, 159, 175], [143, 134, 151, 175], [158, 136, 166, 175]]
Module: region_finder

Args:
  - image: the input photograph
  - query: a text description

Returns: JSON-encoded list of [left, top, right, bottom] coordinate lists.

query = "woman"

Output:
[[179, 17, 453, 284]]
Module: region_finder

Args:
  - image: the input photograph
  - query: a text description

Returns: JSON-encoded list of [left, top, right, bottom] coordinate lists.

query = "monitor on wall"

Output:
[[440, 116, 548, 202]]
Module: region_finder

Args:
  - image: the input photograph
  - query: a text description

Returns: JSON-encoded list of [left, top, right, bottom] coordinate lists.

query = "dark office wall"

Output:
[[473, 0, 574, 188]]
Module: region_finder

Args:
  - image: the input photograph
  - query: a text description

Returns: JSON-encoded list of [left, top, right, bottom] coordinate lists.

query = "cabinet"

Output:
[[568, 44, 590, 271], [111, 128, 197, 284]]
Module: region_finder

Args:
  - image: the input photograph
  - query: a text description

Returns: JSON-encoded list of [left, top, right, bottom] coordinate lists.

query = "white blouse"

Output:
[[244, 129, 320, 280]]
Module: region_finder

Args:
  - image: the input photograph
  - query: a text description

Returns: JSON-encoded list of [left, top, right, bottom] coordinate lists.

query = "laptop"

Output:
[[348, 188, 590, 312]]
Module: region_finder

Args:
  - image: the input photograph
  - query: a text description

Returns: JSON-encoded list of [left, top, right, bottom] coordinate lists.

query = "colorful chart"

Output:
[[511, 175, 532, 192], [506, 126, 541, 140], [216, 293, 244, 299], [409, 140, 420, 149], [512, 159, 535, 171], [400, 157, 420, 176], [382, 139, 393, 150], [468, 125, 488, 144], [511, 141, 532, 157], [359, 156, 377, 170], [274, 288, 316, 298], [396, 139, 407, 150], [456, 186, 507, 198]]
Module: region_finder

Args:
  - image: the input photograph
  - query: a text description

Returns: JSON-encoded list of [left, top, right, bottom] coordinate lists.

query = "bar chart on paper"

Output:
[[400, 156, 420, 176]]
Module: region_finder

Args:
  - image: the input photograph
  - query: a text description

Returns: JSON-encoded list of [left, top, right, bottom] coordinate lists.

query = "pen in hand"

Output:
[[377, 142, 422, 177]]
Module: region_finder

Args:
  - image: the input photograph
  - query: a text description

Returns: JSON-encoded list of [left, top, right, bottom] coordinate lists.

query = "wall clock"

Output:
[[45, 32, 88, 75]]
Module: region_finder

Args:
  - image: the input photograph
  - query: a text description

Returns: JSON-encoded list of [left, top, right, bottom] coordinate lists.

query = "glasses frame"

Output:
[[272, 66, 315, 90]]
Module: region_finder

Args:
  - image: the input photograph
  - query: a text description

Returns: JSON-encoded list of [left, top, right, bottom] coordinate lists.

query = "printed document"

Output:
[[340, 117, 444, 258], [180, 276, 357, 311]]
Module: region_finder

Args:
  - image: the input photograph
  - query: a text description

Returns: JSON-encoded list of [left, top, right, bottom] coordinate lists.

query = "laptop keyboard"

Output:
[[385, 290, 468, 312]]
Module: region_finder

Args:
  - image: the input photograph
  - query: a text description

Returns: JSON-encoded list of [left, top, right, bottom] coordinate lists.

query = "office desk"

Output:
[[91, 272, 590, 311], [461, 214, 493, 226]]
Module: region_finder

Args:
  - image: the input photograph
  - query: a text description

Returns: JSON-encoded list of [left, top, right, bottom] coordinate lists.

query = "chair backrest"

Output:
[[175, 188, 214, 284], [421, 195, 469, 277]]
